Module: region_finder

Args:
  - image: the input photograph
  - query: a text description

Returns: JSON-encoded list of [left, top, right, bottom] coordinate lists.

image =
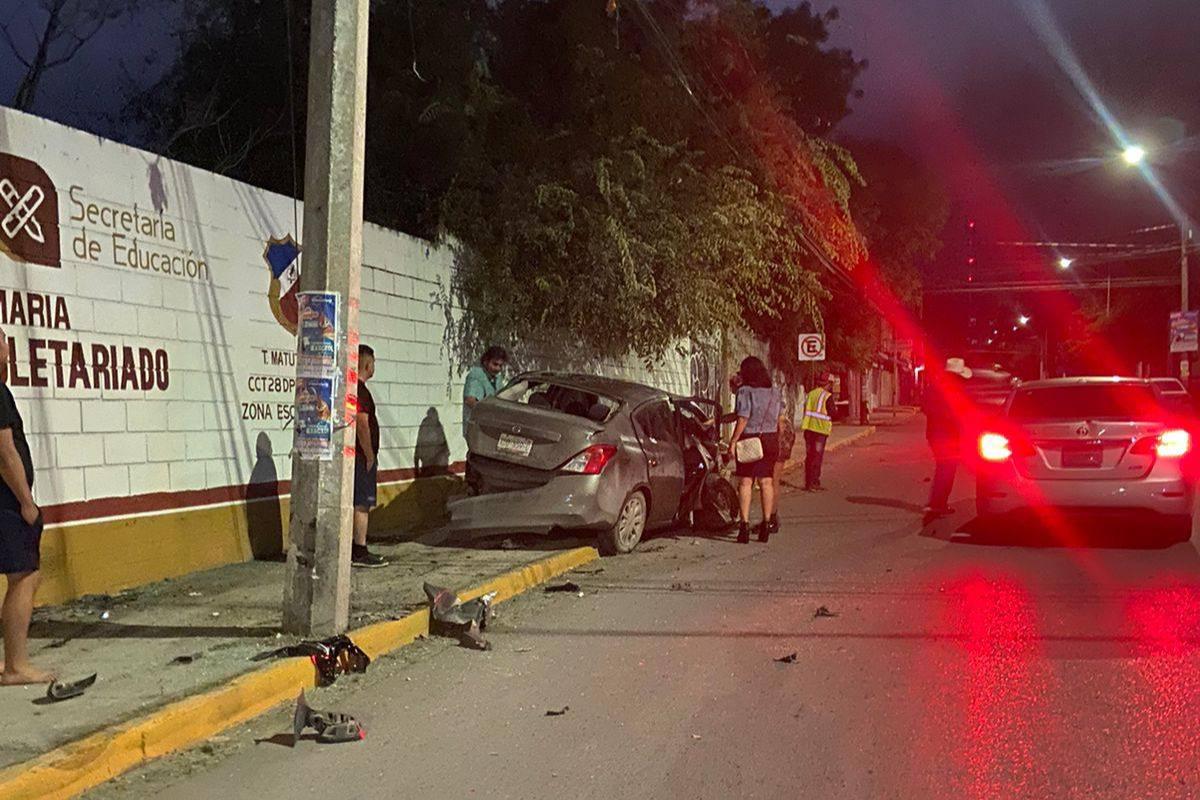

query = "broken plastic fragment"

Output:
[[254, 636, 370, 686], [292, 690, 364, 746], [45, 673, 97, 702], [544, 582, 581, 594], [813, 606, 838, 618], [545, 706, 570, 717], [774, 652, 798, 664], [424, 583, 497, 649]]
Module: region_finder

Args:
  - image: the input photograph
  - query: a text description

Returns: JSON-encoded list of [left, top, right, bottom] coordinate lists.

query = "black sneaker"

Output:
[[351, 546, 388, 568]]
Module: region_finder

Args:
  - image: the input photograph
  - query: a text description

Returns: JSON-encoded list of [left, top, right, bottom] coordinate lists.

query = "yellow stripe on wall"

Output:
[[9, 475, 464, 606]]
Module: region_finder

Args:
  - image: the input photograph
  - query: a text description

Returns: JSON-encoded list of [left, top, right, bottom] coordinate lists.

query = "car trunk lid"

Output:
[[466, 399, 602, 471], [1014, 420, 1164, 481]]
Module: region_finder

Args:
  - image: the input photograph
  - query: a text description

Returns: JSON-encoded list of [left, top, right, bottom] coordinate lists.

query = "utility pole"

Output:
[[283, 0, 370, 636], [1181, 224, 1192, 383]]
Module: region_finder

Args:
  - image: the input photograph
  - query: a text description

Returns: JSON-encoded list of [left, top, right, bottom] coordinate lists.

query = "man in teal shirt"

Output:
[[462, 346, 508, 438]]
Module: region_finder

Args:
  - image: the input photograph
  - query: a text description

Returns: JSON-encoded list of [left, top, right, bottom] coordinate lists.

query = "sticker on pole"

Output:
[[297, 291, 339, 377], [798, 333, 826, 361], [1170, 311, 1198, 353], [296, 377, 335, 460]]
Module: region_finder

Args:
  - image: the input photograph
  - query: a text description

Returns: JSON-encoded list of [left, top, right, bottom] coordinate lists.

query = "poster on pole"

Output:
[[798, 333, 826, 361], [297, 291, 339, 377], [1169, 311, 1198, 353], [296, 376, 336, 460]]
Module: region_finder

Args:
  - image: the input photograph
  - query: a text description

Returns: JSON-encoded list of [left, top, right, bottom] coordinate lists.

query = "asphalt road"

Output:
[[90, 417, 1200, 799]]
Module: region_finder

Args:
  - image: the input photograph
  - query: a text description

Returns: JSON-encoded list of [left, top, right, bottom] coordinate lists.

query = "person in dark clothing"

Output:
[[0, 327, 51, 685], [924, 357, 972, 515], [352, 345, 387, 568]]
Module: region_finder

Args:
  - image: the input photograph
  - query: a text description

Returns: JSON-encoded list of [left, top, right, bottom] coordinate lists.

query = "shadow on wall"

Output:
[[245, 431, 285, 560], [414, 407, 451, 477]]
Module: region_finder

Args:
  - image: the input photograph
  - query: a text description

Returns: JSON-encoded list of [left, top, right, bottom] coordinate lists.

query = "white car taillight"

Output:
[[560, 444, 618, 475], [1157, 429, 1191, 458], [979, 432, 1012, 462]]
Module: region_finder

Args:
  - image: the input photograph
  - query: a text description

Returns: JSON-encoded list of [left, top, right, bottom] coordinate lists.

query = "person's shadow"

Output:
[[245, 432, 285, 560], [414, 407, 451, 478]]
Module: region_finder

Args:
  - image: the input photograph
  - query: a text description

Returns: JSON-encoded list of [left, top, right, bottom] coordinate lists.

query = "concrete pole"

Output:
[[1181, 224, 1192, 382], [283, 0, 370, 636]]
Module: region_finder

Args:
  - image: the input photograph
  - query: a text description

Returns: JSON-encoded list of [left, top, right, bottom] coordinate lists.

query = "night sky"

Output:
[[3, 0, 1198, 246]]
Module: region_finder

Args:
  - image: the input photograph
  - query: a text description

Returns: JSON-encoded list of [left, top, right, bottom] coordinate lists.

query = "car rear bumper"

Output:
[[976, 467, 1194, 518], [446, 474, 620, 535]]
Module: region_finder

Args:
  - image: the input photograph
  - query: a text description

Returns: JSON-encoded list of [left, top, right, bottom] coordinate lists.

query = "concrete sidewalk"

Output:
[[0, 526, 594, 775]]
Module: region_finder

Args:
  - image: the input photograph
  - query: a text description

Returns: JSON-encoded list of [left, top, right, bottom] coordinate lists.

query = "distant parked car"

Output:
[[976, 377, 1196, 539], [449, 373, 736, 554]]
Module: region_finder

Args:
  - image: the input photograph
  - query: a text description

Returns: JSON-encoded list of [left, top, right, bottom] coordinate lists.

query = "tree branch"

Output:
[[0, 23, 32, 67]]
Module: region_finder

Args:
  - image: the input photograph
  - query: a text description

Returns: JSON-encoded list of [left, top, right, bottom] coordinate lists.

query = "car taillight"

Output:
[[979, 432, 1013, 462], [1132, 429, 1192, 458], [561, 444, 617, 475]]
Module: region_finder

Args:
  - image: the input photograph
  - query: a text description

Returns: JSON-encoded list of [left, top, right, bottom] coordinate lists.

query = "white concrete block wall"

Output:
[[0, 107, 714, 517]]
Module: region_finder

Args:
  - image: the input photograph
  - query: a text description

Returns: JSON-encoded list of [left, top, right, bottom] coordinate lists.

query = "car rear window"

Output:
[[1153, 379, 1187, 393], [497, 379, 619, 422], [1009, 385, 1162, 421]]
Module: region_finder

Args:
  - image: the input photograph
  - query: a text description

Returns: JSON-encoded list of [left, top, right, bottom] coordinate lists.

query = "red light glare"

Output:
[[979, 432, 1012, 462]]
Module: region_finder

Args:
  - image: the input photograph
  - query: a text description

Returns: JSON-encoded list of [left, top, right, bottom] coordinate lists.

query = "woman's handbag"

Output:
[[735, 436, 764, 464]]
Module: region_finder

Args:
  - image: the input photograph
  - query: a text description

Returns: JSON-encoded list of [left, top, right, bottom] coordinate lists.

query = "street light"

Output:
[[1018, 315, 1031, 326], [1058, 257, 1073, 269], [1122, 144, 1147, 166], [1118, 142, 1192, 380]]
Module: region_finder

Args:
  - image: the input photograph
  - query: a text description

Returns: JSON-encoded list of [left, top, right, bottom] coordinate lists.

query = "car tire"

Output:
[[599, 490, 648, 555], [695, 475, 738, 532]]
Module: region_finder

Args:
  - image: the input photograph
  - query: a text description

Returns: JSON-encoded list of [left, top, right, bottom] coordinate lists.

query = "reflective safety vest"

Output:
[[800, 388, 833, 436]]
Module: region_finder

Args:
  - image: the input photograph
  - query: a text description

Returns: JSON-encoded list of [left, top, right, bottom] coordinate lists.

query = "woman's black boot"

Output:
[[757, 521, 771, 543], [766, 514, 780, 535], [737, 521, 751, 544]]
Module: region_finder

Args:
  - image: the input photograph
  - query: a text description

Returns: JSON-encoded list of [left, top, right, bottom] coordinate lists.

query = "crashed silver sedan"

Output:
[[448, 373, 735, 554]]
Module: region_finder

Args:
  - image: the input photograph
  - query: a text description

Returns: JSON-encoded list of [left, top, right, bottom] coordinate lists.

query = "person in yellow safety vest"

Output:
[[800, 372, 835, 491]]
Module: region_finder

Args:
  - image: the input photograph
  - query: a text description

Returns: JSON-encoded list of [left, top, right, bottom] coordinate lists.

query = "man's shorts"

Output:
[[0, 509, 42, 574], [354, 458, 378, 509]]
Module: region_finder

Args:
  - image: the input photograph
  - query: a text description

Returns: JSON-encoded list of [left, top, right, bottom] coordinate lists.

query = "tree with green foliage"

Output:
[[133, 0, 877, 368]]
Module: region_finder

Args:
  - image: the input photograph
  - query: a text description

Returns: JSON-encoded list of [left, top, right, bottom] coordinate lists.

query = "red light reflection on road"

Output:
[[936, 574, 1055, 799], [1122, 584, 1200, 790]]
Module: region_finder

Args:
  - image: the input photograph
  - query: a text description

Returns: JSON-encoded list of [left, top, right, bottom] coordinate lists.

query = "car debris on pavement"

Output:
[[774, 652, 799, 664], [292, 690, 365, 745], [45, 673, 97, 702], [424, 582, 497, 650], [544, 581, 581, 593], [813, 606, 838, 618], [252, 635, 371, 686], [545, 706, 570, 717]]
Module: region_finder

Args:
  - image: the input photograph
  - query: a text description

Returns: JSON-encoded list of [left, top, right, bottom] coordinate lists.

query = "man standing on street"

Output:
[[462, 346, 508, 439], [352, 344, 387, 568], [800, 372, 835, 491], [0, 327, 51, 684], [923, 357, 972, 516]]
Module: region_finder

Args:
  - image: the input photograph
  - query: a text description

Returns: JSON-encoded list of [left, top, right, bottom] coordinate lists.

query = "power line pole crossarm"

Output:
[[283, 0, 370, 637]]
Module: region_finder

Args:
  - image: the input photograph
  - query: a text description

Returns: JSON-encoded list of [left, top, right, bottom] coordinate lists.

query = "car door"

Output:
[[632, 399, 686, 525]]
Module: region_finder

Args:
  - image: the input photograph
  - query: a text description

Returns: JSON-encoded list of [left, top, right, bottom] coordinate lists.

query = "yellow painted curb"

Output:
[[827, 426, 876, 453], [0, 545, 600, 800]]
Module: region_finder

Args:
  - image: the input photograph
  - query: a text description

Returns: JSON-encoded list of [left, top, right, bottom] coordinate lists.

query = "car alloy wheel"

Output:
[[606, 491, 647, 554]]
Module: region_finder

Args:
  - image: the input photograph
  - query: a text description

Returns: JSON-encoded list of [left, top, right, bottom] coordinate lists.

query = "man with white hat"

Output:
[[923, 357, 972, 515]]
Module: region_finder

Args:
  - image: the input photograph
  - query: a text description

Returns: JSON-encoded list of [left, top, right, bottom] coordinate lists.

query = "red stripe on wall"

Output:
[[40, 462, 466, 525]]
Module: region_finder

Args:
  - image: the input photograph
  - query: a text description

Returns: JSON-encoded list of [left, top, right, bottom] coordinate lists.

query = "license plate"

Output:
[[1062, 445, 1102, 468], [496, 433, 533, 458]]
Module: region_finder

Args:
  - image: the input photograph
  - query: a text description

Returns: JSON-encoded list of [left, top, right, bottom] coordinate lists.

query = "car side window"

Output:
[[634, 400, 678, 444]]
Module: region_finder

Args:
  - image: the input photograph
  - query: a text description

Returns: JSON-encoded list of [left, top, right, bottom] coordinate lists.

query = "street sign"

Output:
[[1170, 311, 1198, 353], [798, 333, 826, 361]]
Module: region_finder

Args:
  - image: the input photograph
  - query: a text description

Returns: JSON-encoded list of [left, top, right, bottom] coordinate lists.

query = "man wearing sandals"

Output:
[[0, 328, 51, 685]]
